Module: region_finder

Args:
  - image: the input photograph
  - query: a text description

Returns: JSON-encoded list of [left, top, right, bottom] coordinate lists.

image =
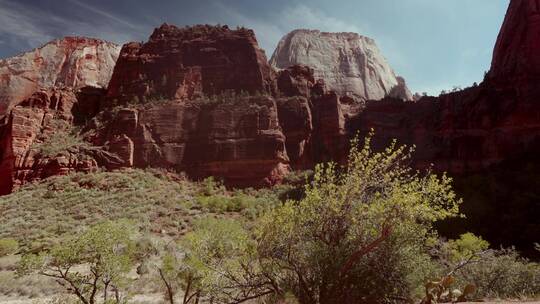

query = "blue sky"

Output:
[[0, 0, 509, 95]]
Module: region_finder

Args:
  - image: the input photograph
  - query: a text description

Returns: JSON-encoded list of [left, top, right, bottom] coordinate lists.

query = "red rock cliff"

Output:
[[490, 0, 540, 83], [93, 25, 288, 187], [0, 37, 120, 116], [0, 89, 98, 194], [105, 24, 276, 105]]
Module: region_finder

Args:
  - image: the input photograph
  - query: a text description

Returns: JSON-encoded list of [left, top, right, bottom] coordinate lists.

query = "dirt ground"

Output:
[[1, 299, 539, 304], [0, 294, 163, 304]]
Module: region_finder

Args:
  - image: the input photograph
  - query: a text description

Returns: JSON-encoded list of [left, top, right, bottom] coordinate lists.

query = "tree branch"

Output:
[[338, 223, 392, 279], [159, 268, 175, 304]]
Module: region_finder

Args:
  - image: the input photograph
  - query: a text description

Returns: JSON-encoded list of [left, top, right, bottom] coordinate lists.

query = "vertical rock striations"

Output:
[[105, 24, 276, 106], [0, 89, 98, 194], [270, 29, 412, 101], [96, 24, 289, 187], [0, 37, 119, 194], [0, 37, 120, 116], [490, 0, 540, 83]]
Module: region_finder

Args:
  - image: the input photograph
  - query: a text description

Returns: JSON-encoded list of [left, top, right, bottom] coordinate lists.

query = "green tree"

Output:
[[157, 248, 203, 304], [182, 133, 461, 304], [181, 218, 276, 303], [17, 220, 137, 304]]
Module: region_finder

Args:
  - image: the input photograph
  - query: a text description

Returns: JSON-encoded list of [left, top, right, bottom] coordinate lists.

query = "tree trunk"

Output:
[[159, 268, 175, 304], [103, 280, 110, 302]]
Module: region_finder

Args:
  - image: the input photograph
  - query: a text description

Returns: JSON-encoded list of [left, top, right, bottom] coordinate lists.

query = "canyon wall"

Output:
[[270, 29, 412, 101], [0, 37, 120, 116], [0, 0, 538, 249]]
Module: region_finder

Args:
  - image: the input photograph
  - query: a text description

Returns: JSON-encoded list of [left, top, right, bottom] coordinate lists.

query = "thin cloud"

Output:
[[0, 0, 147, 58], [279, 5, 362, 34], [0, 0, 56, 51], [213, 2, 364, 55], [67, 0, 142, 30]]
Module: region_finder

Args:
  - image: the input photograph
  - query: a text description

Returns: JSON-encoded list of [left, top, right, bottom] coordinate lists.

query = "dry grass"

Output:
[[0, 168, 281, 251], [0, 169, 283, 299]]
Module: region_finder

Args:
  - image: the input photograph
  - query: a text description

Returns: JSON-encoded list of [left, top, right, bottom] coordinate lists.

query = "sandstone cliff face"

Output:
[[270, 29, 412, 101], [93, 96, 289, 187], [0, 89, 97, 194], [91, 25, 289, 186], [490, 0, 540, 82], [106, 24, 276, 106], [0, 37, 120, 116]]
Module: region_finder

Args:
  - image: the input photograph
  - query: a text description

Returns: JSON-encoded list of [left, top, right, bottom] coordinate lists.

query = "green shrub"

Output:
[[0, 238, 18, 256], [195, 194, 230, 212], [18, 220, 138, 304], [32, 119, 91, 158], [431, 233, 540, 300], [179, 134, 461, 304], [197, 176, 225, 196], [454, 248, 540, 299], [0, 170, 191, 249], [445, 232, 490, 263]]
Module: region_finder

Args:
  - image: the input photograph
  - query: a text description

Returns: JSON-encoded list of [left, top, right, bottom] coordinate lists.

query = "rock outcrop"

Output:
[[490, 0, 540, 83], [92, 96, 289, 187], [270, 29, 412, 101], [105, 24, 276, 106], [0, 37, 120, 116], [92, 24, 289, 186], [0, 89, 98, 194]]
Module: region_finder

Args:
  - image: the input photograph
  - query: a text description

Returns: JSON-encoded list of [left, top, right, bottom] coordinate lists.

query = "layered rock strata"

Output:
[[0, 37, 120, 116]]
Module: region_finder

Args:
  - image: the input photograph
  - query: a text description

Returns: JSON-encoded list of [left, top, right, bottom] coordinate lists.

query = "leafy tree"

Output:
[[17, 220, 138, 304], [180, 218, 276, 304], [157, 248, 204, 304], [445, 233, 490, 263], [181, 133, 462, 304]]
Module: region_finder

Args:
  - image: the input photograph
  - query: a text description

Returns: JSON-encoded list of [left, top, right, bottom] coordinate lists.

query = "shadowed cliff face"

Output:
[[344, 0, 540, 252], [0, 89, 98, 194], [490, 0, 540, 83]]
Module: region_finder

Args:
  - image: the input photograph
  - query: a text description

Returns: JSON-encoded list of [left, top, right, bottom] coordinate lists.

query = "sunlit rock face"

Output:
[[0, 37, 120, 116], [105, 24, 276, 106], [95, 24, 289, 187], [270, 29, 412, 101]]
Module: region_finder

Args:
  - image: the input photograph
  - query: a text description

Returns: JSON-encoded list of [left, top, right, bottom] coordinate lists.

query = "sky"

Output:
[[0, 0, 509, 95]]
